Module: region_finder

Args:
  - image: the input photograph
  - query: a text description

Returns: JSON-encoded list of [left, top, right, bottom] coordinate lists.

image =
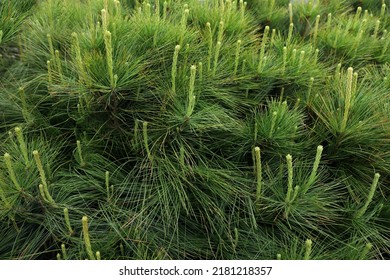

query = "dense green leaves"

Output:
[[0, 0, 389, 260]]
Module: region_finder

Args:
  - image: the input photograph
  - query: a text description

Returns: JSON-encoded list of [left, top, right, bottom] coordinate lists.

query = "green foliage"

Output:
[[0, 0, 389, 260]]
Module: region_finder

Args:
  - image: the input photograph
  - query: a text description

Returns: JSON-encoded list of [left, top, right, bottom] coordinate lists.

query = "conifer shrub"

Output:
[[0, 0, 389, 260]]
